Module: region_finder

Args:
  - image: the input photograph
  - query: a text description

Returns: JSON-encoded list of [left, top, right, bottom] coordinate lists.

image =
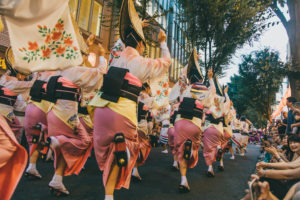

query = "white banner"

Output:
[[4, 0, 82, 73]]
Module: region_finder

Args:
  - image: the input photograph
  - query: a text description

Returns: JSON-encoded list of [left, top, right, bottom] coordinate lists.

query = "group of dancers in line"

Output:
[[0, 0, 252, 199]]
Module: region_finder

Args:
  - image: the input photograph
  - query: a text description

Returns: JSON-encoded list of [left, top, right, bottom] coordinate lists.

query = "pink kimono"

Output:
[[174, 101, 203, 168], [91, 41, 171, 189], [48, 59, 106, 176], [220, 93, 233, 149], [0, 75, 35, 140], [203, 98, 226, 166], [0, 114, 27, 200], [25, 72, 54, 156]]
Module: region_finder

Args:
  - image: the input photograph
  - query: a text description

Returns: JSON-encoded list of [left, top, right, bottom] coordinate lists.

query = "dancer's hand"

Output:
[[158, 29, 166, 43], [98, 43, 105, 56], [207, 68, 213, 79], [224, 86, 229, 93], [141, 19, 149, 28]]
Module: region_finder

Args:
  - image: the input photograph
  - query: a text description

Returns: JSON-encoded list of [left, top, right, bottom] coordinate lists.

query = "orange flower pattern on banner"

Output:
[[19, 18, 79, 62], [64, 37, 73, 47], [56, 45, 66, 55], [154, 80, 169, 102], [42, 48, 51, 58], [52, 31, 62, 41], [55, 22, 64, 31], [28, 42, 39, 51]]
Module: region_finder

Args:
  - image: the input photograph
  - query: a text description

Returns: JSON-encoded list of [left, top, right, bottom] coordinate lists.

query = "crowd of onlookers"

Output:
[[242, 97, 300, 200]]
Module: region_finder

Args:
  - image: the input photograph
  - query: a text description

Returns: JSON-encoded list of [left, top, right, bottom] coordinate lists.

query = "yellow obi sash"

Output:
[[88, 94, 137, 126], [175, 114, 202, 131], [31, 100, 53, 114]]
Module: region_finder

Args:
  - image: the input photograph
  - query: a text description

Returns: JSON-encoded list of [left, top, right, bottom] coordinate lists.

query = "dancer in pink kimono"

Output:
[[231, 115, 244, 154], [131, 101, 152, 181], [223, 101, 236, 160], [240, 116, 252, 155], [168, 67, 188, 170], [0, 72, 37, 139], [217, 87, 234, 171], [13, 90, 30, 143], [0, 114, 27, 200], [24, 71, 56, 179], [168, 104, 179, 170], [131, 83, 154, 181], [173, 50, 215, 192], [78, 34, 108, 139], [88, 1, 171, 199], [202, 79, 227, 177], [46, 45, 107, 196]]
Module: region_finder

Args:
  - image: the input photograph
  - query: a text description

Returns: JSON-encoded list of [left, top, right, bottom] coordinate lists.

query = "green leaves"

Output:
[[177, 0, 273, 78], [228, 48, 287, 128]]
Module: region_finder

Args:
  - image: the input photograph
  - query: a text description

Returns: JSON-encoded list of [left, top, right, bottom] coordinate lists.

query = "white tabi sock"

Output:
[[208, 165, 213, 172], [51, 174, 63, 184], [132, 167, 138, 176], [132, 167, 141, 179], [104, 195, 114, 200], [217, 145, 221, 150], [220, 160, 224, 167], [173, 161, 178, 167], [27, 163, 36, 171], [50, 136, 60, 149], [180, 176, 188, 187]]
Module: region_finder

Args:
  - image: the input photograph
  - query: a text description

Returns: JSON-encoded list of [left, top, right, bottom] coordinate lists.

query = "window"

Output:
[[78, 0, 92, 30], [155, 47, 160, 58], [163, 15, 167, 30], [69, 0, 78, 19], [147, 1, 153, 16], [90, 1, 103, 36], [146, 44, 151, 57], [164, 0, 168, 9], [70, 0, 103, 37], [150, 46, 156, 58]]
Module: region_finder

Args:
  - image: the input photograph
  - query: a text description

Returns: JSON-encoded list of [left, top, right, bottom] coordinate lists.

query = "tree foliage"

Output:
[[177, 0, 273, 79], [228, 48, 287, 128]]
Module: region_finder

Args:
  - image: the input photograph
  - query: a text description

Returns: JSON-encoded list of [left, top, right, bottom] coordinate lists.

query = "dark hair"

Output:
[[288, 135, 300, 143], [124, 26, 144, 48], [281, 135, 295, 161], [287, 97, 297, 103], [240, 116, 246, 121], [189, 75, 201, 84], [142, 82, 150, 91]]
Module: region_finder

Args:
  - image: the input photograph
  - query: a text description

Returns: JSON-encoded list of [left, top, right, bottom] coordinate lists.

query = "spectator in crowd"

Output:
[[286, 97, 297, 135], [291, 102, 300, 135], [241, 175, 300, 200], [277, 115, 287, 139], [255, 135, 300, 199]]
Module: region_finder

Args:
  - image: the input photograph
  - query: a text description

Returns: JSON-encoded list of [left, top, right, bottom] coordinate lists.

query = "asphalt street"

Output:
[[13, 144, 260, 200]]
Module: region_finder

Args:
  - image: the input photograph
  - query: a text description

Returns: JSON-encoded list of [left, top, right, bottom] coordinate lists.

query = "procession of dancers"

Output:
[[0, 0, 254, 199]]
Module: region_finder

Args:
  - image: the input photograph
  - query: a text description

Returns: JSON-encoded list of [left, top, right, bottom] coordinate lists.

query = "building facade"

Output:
[[0, 0, 189, 81]]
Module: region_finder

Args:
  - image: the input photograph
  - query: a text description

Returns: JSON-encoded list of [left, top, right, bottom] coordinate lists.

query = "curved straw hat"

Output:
[[119, 0, 145, 45], [5, 47, 19, 75], [187, 48, 203, 82], [71, 15, 89, 55], [214, 76, 224, 97]]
